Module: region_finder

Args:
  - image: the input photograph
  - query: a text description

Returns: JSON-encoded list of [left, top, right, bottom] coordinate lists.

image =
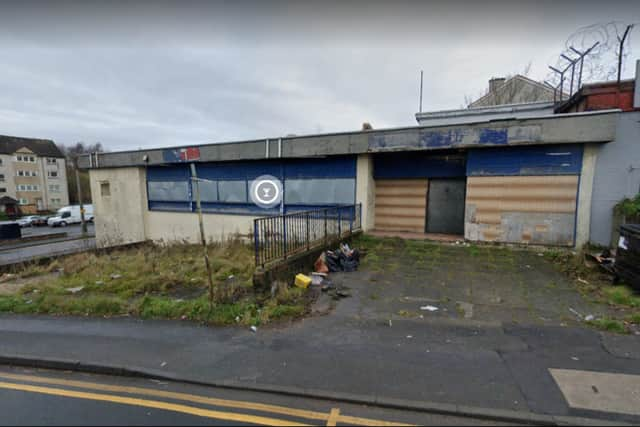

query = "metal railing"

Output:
[[254, 204, 362, 268]]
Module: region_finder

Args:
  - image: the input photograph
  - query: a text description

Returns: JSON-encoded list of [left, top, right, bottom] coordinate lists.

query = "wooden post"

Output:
[[190, 163, 215, 309], [73, 155, 87, 235]]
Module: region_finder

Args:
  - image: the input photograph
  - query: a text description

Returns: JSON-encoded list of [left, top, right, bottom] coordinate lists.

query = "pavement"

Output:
[[0, 238, 638, 425]]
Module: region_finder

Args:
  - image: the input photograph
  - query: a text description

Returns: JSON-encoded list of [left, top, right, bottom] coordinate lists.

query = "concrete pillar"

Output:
[[89, 167, 148, 248], [575, 143, 598, 248], [356, 153, 375, 231]]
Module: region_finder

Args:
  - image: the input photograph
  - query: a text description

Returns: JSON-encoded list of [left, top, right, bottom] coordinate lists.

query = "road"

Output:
[[20, 223, 95, 239], [0, 223, 96, 266], [0, 366, 510, 426]]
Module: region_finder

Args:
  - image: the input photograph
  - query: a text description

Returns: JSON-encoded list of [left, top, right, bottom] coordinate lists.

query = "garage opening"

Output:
[[372, 151, 466, 237]]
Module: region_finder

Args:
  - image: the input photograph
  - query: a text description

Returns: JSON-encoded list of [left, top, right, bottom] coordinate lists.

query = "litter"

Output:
[[66, 286, 84, 294], [160, 362, 167, 367], [95, 281, 104, 286], [584, 314, 595, 322], [569, 307, 582, 319], [406, 335, 413, 339], [110, 274, 122, 280], [571, 356, 579, 361], [420, 305, 439, 312], [311, 272, 327, 286], [250, 326, 258, 333], [294, 274, 312, 289], [577, 278, 589, 285], [321, 243, 360, 273], [314, 253, 329, 274]]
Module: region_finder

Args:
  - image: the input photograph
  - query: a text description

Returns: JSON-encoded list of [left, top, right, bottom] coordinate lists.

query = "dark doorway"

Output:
[[426, 179, 466, 235]]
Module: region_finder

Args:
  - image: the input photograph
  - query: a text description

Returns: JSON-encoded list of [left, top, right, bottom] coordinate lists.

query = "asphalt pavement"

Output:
[[0, 224, 96, 266], [20, 223, 95, 239], [0, 366, 510, 426], [0, 313, 637, 425]]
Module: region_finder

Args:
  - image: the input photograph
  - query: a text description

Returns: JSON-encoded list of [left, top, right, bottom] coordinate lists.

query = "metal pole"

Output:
[[73, 155, 87, 235], [190, 163, 215, 309], [617, 25, 633, 83], [419, 70, 424, 113], [561, 54, 576, 96]]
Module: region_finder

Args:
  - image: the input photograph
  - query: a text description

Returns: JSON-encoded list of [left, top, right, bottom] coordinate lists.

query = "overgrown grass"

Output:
[[544, 247, 640, 333], [0, 240, 310, 326]]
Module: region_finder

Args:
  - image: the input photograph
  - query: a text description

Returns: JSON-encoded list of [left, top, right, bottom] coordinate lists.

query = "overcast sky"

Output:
[[0, 1, 638, 151]]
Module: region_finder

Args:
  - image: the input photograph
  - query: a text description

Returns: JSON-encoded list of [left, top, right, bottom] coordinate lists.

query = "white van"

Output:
[[48, 205, 94, 227]]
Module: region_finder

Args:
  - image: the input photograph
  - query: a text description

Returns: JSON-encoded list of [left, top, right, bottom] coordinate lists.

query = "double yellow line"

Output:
[[0, 372, 413, 426]]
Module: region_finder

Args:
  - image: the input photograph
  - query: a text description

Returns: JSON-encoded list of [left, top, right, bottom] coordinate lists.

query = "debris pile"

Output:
[[315, 243, 360, 273]]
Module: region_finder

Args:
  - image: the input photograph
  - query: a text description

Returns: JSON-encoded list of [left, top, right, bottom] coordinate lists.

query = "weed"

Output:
[[587, 318, 628, 334], [603, 286, 640, 308]]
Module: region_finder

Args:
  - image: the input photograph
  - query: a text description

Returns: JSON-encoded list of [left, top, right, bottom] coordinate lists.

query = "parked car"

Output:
[[16, 216, 39, 227], [48, 205, 94, 227], [30, 216, 48, 227]]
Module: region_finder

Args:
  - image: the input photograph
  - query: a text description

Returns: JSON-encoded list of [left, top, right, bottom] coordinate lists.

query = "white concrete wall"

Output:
[[575, 143, 598, 248], [90, 167, 148, 247], [589, 112, 640, 246], [90, 166, 258, 247], [144, 211, 256, 244], [356, 154, 375, 231]]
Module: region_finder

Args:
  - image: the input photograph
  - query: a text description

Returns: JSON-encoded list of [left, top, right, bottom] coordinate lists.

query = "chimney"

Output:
[[489, 77, 506, 93]]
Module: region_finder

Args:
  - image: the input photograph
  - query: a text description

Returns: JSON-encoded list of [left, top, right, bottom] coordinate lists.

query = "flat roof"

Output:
[[78, 110, 620, 170]]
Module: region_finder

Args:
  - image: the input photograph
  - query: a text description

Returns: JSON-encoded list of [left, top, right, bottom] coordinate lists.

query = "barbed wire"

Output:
[[545, 21, 637, 87]]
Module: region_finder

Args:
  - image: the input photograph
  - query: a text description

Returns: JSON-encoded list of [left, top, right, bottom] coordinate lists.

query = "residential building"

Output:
[[468, 75, 557, 107], [0, 135, 70, 213]]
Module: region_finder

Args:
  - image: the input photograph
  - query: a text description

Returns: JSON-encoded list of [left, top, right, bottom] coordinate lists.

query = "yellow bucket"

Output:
[[294, 274, 312, 289]]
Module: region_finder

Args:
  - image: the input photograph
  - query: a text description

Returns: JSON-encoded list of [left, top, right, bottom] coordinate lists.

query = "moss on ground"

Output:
[[0, 240, 309, 326]]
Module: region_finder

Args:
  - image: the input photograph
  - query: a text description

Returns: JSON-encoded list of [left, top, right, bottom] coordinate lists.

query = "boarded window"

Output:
[[197, 180, 218, 202], [100, 182, 111, 197], [285, 178, 355, 205], [147, 181, 189, 202], [218, 181, 247, 203]]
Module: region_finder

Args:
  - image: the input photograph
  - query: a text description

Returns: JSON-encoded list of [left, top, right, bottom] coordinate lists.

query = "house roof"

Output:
[[0, 134, 64, 158], [0, 196, 18, 205], [469, 74, 557, 108]]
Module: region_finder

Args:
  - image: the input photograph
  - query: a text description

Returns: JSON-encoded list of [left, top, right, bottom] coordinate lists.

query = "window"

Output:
[[17, 171, 24, 177], [218, 181, 247, 203], [147, 181, 189, 202], [16, 155, 22, 162], [47, 158, 57, 165], [61, 211, 71, 218], [0, 188, 5, 193], [285, 178, 355, 205], [0, 158, 3, 166], [29, 156, 35, 162], [100, 182, 110, 197], [196, 180, 217, 202], [19, 198, 28, 205], [49, 184, 60, 193], [48, 171, 58, 178], [51, 198, 61, 205], [0, 174, 4, 181]]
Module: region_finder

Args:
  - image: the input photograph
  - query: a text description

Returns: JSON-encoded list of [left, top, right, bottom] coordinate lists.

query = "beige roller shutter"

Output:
[[374, 179, 428, 232]]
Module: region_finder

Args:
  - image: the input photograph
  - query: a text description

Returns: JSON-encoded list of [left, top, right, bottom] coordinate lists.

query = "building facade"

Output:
[[555, 61, 640, 246], [0, 135, 70, 213], [80, 111, 618, 249]]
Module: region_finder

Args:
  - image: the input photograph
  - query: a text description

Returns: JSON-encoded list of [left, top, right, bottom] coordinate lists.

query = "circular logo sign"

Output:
[[250, 175, 283, 209]]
